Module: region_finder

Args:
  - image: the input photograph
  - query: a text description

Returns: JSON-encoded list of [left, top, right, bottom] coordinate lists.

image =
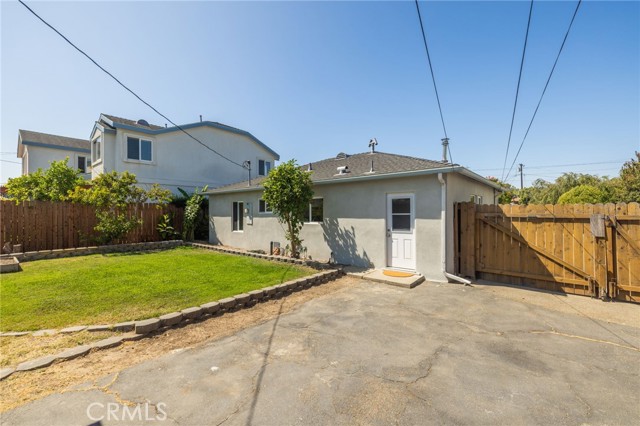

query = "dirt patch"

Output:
[[0, 331, 118, 367], [0, 277, 357, 412]]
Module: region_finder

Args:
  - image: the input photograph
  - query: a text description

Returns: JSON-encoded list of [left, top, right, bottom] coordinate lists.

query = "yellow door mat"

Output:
[[382, 270, 415, 278]]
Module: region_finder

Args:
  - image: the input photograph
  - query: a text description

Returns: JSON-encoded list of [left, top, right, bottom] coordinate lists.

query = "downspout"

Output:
[[438, 173, 472, 285]]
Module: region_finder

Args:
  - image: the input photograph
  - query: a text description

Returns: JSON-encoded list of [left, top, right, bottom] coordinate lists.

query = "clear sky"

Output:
[[1, 0, 638, 186]]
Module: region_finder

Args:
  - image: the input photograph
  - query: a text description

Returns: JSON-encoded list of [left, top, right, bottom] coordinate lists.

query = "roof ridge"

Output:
[[19, 129, 89, 142]]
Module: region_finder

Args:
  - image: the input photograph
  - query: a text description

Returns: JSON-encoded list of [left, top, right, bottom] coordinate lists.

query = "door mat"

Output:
[[382, 270, 414, 278]]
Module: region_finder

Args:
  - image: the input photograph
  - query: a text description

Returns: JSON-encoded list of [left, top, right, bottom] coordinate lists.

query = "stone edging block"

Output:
[[16, 356, 57, 372], [57, 345, 91, 361], [91, 336, 124, 350], [60, 326, 88, 334], [159, 312, 183, 327], [135, 318, 161, 335], [181, 307, 203, 320], [0, 368, 15, 381], [200, 301, 220, 315]]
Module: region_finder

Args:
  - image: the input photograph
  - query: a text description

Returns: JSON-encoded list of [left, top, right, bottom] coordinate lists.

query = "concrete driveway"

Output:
[[2, 278, 639, 425]]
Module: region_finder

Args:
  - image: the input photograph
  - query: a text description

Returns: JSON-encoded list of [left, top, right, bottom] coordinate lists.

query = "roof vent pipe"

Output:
[[441, 138, 449, 163], [200, 115, 203, 122], [307, 163, 313, 172], [370, 160, 375, 173]]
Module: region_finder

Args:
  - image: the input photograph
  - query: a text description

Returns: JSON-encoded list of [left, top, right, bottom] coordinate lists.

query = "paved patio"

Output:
[[2, 278, 639, 425]]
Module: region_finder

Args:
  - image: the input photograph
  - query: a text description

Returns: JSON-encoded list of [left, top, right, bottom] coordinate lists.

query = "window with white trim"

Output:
[[258, 199, 272, 213], [126, 136, 152, 162], [470, 195, 483, 204], [304, 198, 323, 223], [78, 156, 87, 173], [258, 160, 272, 176], [233, 201, 244, 231], [92, 136, 101, 163]]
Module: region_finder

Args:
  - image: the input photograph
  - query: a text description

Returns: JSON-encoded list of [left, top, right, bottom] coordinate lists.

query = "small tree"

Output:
[[182, 186, 208, 241], [262, 160, 313, 258], [6, 158, 83, 202], [70, 171, 171, 244], [558, 185, 607, 204]]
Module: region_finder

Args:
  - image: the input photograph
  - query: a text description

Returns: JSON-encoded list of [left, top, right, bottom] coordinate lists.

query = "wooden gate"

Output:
[[454, 202, 640, 303]]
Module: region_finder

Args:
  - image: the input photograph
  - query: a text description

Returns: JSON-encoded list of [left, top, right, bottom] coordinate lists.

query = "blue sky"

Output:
[[1, 0, 638, 186]]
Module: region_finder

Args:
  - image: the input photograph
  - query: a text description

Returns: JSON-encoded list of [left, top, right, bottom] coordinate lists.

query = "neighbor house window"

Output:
[[233, 201, 244, 231], [259, 199, 272, 213], [258, 160, 272, 176], [470, 195, 483, 204], [126, 136, 152, 162], [92, 136, 101, 163], [78, 156, 87, 173], [304, 198, 323, 223]]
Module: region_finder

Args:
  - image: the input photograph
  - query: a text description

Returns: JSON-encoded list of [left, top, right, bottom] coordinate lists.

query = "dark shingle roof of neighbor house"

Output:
[[101, 114, 165, 130], [208, 151, 502, 193], [18, 129, 90, 153]]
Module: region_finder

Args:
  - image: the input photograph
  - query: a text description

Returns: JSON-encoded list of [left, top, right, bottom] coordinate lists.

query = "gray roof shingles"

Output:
[[210, 151, 452, 193], [18, 129, 90, 151], [101, 114, 164, 130]]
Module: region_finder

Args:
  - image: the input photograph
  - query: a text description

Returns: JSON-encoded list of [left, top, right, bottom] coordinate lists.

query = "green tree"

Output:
[[486, 176, 517, 204], [262, 160, 314, 258], [6, 158, 83, 202], [557, 185, 607, 204], [182, 186, 208, 241], [70, 171, 171, 244], [618, 152, 640, 202]]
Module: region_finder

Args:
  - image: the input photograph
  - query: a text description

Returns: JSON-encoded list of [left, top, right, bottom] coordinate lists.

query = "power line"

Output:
[[18, 0, 246, 170], [0, 159, 22, 164], [504, 0, 583, 182], [414, 0, 449, 140], [474, 159, 626, 172], [501, 0, 534, 181]]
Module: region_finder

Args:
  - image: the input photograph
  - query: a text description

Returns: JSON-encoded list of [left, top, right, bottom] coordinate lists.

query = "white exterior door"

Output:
[[386, 194, 416, 270]]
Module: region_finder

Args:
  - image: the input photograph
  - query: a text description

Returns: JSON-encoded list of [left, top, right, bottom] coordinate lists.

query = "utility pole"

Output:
[[518, 163, 524, 190]]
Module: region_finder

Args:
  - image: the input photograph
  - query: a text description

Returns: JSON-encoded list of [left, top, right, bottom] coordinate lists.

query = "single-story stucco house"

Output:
[[207, 150, 502, 283]]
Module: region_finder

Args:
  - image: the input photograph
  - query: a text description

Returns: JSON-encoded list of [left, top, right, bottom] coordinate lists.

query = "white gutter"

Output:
[[438, 173, 472, 285]]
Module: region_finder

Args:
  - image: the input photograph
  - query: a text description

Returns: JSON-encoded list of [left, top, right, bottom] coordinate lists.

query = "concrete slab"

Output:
[[348, 268, 425, 288], [3, 279, 639, 425]]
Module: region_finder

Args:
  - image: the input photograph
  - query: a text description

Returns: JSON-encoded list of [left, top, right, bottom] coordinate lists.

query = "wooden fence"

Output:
[[454, 202, 640, 303], [0, 201, 184, 252]]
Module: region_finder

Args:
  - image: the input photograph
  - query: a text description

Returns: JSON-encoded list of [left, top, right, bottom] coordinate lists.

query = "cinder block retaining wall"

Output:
[[1, 240, 184, 263]]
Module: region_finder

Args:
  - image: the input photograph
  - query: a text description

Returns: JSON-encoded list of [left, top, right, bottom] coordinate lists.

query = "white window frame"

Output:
[[124, 134, 154, 163], [232, 201, 244, 232], [92, 135, 102, 165], [258, 199, 272, 214], [258, 159, 272, 176], [304, 197, 324, 224], [470, 195, 483, 204]]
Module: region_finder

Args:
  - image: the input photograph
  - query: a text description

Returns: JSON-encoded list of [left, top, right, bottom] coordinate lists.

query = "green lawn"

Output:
[[0, 246, 315, 331]]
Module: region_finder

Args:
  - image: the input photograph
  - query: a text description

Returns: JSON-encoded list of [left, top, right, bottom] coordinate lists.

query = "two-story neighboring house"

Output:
[[90, 114, 280, 193], [17, 130, 91, 179]]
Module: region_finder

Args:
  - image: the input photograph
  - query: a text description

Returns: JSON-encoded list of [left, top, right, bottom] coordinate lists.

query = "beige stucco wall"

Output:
[[445, 173, 497, 272], [92, 126, 276, 194], [23, 146, 91, 179], [210, 174, 451, 282]]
